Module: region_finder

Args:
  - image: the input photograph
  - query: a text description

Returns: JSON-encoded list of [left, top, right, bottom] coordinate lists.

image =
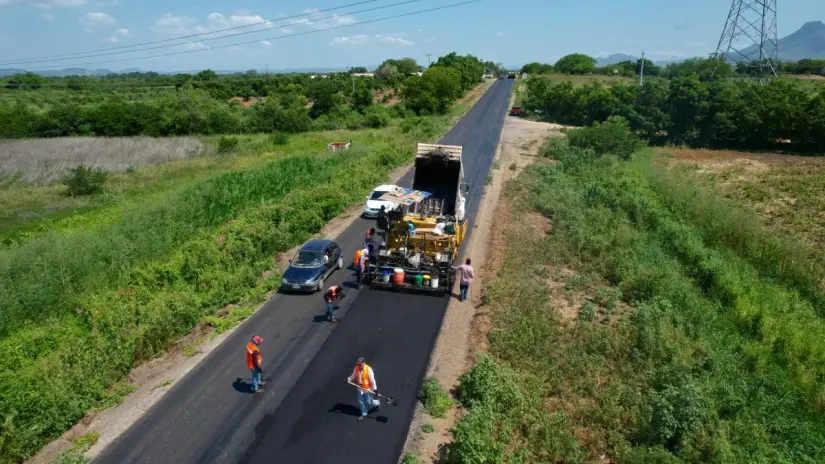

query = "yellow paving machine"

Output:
[[366, 143, 470, 295]]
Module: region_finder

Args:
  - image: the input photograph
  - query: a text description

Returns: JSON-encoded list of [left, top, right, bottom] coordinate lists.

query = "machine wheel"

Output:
[[316, 276, 324, 292], [336, 257, 343, 270]]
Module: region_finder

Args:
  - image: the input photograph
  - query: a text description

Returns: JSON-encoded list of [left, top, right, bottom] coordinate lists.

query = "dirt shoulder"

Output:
[[29, 82, 495, 464], [399, 108, 568, 461]]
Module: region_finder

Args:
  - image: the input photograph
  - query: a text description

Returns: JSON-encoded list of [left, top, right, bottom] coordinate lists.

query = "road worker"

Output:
[[355, 246, 369, 289], [246, 336, 264, 393], [347, 357, 381, 421], [324, 285, 344, 322]]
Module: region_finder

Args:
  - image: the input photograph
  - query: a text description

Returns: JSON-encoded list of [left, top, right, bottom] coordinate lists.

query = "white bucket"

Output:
[[382, 272, 391, 283], [431, 277, 439, 288]]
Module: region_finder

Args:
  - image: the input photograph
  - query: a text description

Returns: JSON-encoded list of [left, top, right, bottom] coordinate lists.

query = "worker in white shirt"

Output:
[[355, 247, 369, 289], [432, 220, 446, 236], [347, 357, 381, 421]]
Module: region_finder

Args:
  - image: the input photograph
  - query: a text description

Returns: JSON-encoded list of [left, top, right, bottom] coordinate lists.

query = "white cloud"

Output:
[[40, 12, 55, 20], [374, 34, 413, 46], [30, 0, 87, 7], [260, 40, 272, 46], [288, 9, 356, 29], [183, 41, 209, 50], [81, 11, 115, 26], [496, 32, 504, 37], [417, 28, 424, 33], [207, 12, 272, 31], [115, 27, 128, 36], [330, 34, 370, 45], [103, 35, 118, 43], [151, 13, 206, 36], [331, 33, 413, 46]]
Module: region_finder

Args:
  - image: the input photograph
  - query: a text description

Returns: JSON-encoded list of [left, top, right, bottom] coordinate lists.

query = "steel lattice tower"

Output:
[[714, 0, 779, 77]]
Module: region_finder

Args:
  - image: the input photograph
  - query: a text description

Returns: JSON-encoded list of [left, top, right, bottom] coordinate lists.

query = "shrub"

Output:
[[419, 377, 453, 418], [566, 116, 643, 160], [401, 453, 419, 464], [269, 132, 289, 145], [421, 423, 435, 433], [62, 164, 107, 196], [364, 106, 391, 128], [217, 136, 239, 153]]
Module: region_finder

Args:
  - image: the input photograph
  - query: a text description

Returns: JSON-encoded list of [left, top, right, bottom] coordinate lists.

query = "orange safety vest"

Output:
[[246, 342, 262, 370], [354, 249, 362, 266], [354, 364, 372, 390]]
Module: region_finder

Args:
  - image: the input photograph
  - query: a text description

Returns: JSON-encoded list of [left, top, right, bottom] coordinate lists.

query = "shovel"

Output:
[[346, 381, 399, 406]]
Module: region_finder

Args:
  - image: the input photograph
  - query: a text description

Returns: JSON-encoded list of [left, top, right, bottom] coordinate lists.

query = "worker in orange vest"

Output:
[[246, 335, 264, 393], [324, 285, 344, 322], [355, 246, 369, 289], [347, 357, 380, 421]]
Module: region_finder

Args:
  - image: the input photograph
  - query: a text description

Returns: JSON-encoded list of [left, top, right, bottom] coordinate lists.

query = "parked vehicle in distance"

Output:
[[363, 184, 400, 218], [280, 239, 344, 293], [510, 106, 523, 116], [507, 72, 516, 79]]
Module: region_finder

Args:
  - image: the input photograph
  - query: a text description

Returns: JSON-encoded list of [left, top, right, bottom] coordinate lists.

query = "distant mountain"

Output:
[[739, 20, 825, 61], [0, 66, 356, 77], [596, 53, 639, 67]]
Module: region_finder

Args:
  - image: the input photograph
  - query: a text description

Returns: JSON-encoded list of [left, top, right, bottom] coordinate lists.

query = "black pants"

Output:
[[355, 269, 363, 288]]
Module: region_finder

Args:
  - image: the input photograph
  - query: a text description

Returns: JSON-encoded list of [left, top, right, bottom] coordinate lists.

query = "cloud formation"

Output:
[[81, 11, 115, 25], [331, 33, 413, 46]]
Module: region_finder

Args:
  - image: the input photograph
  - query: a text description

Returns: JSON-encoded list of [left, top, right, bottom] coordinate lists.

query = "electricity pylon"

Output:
[[714, 0, 779, 78]]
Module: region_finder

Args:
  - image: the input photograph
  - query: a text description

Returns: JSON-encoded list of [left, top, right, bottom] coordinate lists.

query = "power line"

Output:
[[3, 0, 420, 67], [22, 1, 482, 71], [0, 0, 379, 66]]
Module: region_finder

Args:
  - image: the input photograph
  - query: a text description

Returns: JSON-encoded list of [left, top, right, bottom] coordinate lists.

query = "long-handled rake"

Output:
[[346, 381, 399, 406]]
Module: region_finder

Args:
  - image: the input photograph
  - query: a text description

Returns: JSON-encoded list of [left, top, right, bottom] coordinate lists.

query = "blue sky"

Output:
[[0, 0, 823, 72]]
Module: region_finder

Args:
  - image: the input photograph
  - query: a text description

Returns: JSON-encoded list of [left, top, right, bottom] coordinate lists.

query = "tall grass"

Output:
[[0, 136, 207, 185], [449, 137, 825, 463]]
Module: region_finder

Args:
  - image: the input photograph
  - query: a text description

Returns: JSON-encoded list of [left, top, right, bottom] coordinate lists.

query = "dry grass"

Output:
[[661, 146, 825, 251], [0, 136, 208, 185]]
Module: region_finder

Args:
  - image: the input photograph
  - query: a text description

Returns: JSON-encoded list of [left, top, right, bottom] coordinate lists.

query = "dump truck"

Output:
[[365, 143, 470, 295]]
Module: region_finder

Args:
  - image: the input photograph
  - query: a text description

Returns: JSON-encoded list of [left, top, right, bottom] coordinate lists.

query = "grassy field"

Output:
[[0, 82, 486, 461], [447, 137, 825, 463], [660, 147, 825, 251], [529, 73, 636, 87]]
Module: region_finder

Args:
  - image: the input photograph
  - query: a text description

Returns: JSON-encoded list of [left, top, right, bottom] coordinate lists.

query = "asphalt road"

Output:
[[95, 79, 512, 464]]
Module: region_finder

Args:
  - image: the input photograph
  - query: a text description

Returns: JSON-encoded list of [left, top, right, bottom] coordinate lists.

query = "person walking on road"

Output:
[[347, 357, 380, 421], [452, 258, 475, 302], [324, 285, 344, 322], [246, 336, 264, 393], [355, 246, 369, 289], [376, 206, 388, 239]]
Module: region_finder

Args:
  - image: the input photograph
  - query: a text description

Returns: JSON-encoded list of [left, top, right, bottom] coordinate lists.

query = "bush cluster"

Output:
[[524, 74, 825, 152]]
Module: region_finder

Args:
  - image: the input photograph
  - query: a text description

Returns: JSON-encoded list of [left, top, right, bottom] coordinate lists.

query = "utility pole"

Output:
[[265, 63, 268, 78], [426, 54, 433, 67], [639, 51, 645, 87]]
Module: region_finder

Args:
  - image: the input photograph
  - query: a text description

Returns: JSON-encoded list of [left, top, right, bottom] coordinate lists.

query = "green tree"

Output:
[[553, 54, 597, 75], [352, 78, 373, 111], [349, 66, 369, 74], [402, 66, 460, 114], [308, 78, 339, 117]]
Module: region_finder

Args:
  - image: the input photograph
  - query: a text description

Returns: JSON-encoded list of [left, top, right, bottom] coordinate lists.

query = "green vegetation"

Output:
[[522, 67, 825, 152], [0, 50, 491, 460], [449, 127, 825, 462], [401, 453, 420, 464], [0, 53, 500, 140], [69, 433, 98, 454], [61, 165, 108, 196], [419, 377, 453, 419], [421, 423, 435, 433]]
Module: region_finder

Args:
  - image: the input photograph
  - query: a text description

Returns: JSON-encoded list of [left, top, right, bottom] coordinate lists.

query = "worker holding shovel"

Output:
[[347, 357, 380, 421]]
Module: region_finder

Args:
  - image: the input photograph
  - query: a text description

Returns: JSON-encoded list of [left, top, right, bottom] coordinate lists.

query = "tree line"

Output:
[[0, 52, 499, 138], [521, 54, 825, 77], [522, 71, 825, 153]]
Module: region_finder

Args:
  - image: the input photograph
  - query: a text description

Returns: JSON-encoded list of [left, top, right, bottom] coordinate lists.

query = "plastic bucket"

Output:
[[414, 274, 423, 287], [393, 268, 405, 285], [431, 277, 439, 288], [382, 271, 391, 283]]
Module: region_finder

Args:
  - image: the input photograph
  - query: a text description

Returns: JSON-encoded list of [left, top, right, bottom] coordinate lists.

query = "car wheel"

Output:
[[316, 276, 324, 292], [337, 257, 343, 270]]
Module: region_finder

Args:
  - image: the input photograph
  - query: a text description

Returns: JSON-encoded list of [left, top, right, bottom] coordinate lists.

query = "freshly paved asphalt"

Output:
[[94, 79, 512, 464]]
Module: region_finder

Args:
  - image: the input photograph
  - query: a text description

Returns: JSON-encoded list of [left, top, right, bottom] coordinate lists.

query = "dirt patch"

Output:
[[228, 96, 259, 108], [373, 89, 401, 106], [399, 101, 566, 461], [662, 146, 825, 166]]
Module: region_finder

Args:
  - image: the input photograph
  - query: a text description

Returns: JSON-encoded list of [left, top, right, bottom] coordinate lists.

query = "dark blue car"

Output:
[[280, 239, 344, 293]]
